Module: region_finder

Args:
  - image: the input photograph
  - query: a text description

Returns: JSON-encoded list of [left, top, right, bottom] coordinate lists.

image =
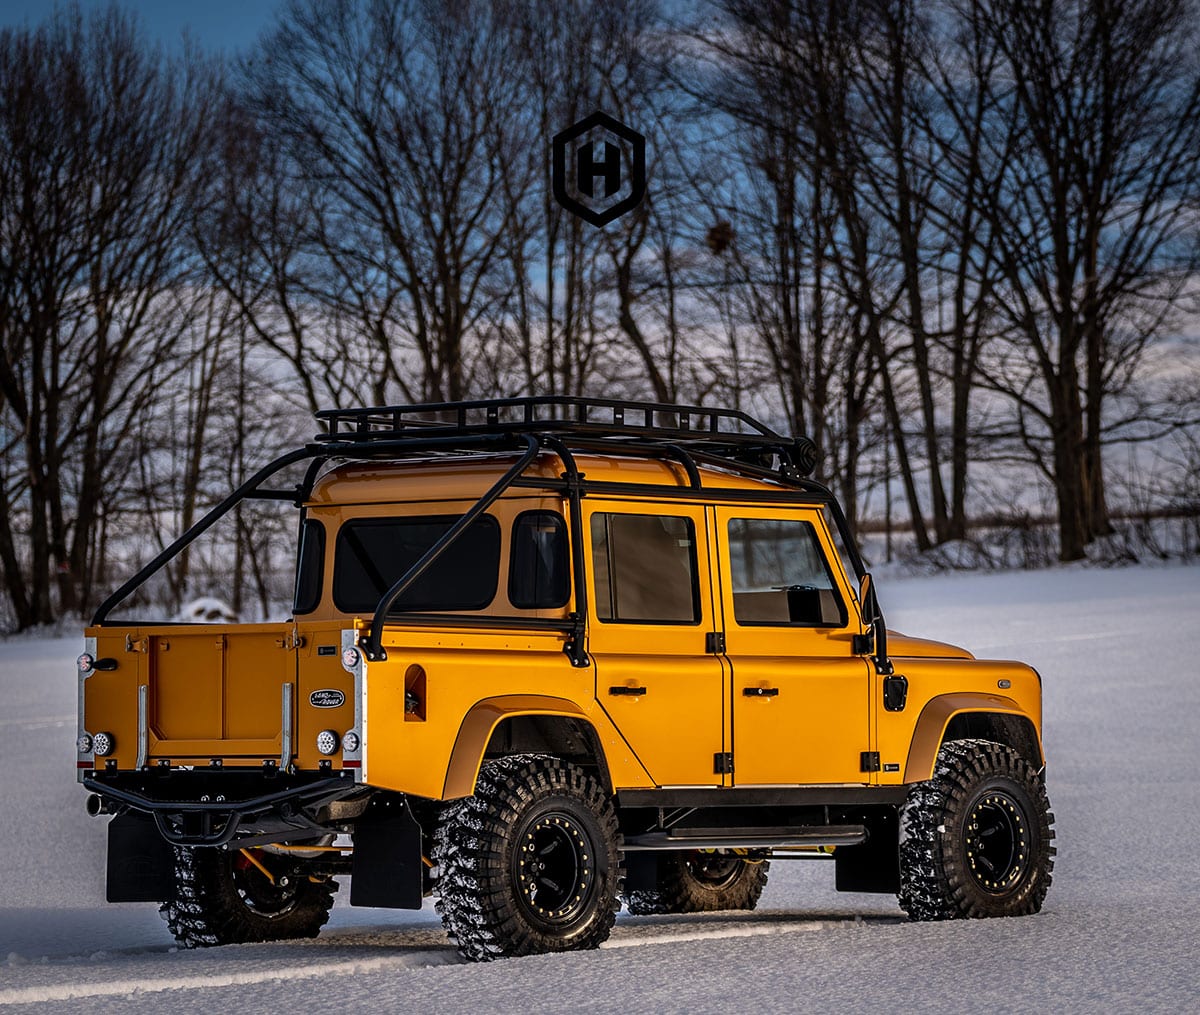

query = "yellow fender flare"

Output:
[[442, 694, 591, 800], [903, 692, 1041, 783]]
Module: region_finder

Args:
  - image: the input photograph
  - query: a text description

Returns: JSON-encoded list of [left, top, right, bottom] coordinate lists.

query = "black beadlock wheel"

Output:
[[433, 755, 621, 962], [159, 845, 336, 948], [624, 851, 769, 916], [898, 738, 1055, 922]]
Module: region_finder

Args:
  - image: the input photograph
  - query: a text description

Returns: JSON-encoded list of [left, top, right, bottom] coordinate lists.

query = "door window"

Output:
[[726, 517, 845, 626], [591, 513, 700, 624]]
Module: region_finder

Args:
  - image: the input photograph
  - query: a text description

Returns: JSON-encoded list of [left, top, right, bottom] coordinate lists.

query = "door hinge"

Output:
[[706, 631, 726, 654], [124, 635, 148, 654], [713, 752, 734, 774], [860, 751, 881, 773]]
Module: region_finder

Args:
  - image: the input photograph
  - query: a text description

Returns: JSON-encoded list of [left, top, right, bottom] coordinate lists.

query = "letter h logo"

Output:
[[552, 111, 646, 226]]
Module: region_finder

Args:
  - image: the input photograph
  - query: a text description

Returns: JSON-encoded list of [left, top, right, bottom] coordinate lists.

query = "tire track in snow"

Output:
[[0, 952, 459, 1006], [0, 714, 73, 730], [0, 920, 829, 1005]]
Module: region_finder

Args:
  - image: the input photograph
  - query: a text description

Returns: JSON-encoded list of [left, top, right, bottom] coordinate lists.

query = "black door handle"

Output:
[[742, 686, 780, 697], [609, 685, 647, 696]]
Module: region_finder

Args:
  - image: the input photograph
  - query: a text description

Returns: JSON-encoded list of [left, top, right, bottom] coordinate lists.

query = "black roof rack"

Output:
[[315, 396, 817, 476]]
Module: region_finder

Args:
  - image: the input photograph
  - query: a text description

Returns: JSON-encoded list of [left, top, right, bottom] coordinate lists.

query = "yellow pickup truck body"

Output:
[[79, 398, 1053, 961]]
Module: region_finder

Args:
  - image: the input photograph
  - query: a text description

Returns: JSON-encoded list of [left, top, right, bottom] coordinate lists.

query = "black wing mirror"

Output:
[[855, 572, 895, 680]]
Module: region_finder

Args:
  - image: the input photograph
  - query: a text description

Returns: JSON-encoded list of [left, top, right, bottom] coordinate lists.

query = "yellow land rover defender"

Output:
[[78, 397, 1054, 960]]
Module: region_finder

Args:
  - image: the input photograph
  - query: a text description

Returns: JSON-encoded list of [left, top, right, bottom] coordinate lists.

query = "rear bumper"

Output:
[[84, 770, 364, 848]]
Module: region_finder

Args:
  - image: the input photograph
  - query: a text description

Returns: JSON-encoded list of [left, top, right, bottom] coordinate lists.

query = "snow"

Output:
[[1, 563, 1199, 1011]]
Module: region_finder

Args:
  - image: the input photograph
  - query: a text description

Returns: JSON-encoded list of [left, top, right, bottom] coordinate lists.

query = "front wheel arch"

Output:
[[905, 694, 1043, 782]]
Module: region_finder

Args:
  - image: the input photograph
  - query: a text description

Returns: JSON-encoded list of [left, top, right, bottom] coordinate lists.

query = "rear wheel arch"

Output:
[[485, 714, 612, 795], [442, 696, 610, 799]]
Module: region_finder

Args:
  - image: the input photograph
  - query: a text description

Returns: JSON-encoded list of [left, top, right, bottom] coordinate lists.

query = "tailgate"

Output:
[[80, 623, 298, 772]]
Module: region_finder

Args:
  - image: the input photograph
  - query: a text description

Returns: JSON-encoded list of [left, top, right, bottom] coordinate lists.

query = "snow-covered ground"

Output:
[[1, 563, 1198, 1012]]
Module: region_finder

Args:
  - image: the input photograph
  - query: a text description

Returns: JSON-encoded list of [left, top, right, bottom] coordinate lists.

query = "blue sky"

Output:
[[0, 0, 282, 52]]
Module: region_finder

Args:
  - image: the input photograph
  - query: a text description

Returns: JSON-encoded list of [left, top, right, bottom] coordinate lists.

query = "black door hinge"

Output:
[[706, 631, 726, 654], [713, 752, 734, 774], [860, 751, 881, 773]]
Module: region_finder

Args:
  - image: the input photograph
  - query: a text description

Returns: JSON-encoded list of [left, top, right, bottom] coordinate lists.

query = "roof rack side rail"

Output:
[[314, 397, 818, 477]]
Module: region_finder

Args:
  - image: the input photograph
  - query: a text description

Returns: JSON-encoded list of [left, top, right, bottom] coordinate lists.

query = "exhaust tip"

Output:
[[86, 793, 106, 817]]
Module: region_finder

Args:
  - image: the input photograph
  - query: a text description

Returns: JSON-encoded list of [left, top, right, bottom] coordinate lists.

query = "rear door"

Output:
[[713, 506, 871, 785], [585, 502, 727, 787]]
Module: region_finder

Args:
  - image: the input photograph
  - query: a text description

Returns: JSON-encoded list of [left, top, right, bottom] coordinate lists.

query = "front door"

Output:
[[586, 502, 726, 787], [713, 506, 871, 785]]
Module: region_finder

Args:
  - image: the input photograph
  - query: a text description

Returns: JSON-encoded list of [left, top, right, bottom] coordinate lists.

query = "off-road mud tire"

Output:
[[898, 738, 1054, 921], [624, 852, 769, 915], [159, 845, 337, 947], [433, 754, 621, 962]]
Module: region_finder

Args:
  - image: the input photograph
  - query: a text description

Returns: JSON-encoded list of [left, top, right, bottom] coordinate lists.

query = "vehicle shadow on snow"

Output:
[[0, 905, 175, 963], [612, 909, 904, 935], [0, 907, 903, 968], [0, 907, 460, 966]]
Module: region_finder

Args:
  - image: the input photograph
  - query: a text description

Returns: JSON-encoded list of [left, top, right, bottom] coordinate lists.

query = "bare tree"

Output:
[[970, 0, 1200, 559], [0, 6, 221, 626], [237, 0, 531, 406]]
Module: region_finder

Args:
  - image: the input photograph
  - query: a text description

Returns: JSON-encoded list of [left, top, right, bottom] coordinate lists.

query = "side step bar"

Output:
[[623, 824, 867, 851]]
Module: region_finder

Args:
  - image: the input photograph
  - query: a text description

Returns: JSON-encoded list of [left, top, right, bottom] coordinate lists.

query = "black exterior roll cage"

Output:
[[91, 396, 883, 671]]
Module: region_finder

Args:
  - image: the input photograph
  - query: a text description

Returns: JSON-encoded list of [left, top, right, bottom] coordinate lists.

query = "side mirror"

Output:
[[853, 573, 877, 654], [856, 571, 893, 676], [858, 573, 879, 625]]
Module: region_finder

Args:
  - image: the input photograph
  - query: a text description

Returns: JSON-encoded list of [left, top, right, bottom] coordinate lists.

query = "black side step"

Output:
[[622, 824, 867, 851]]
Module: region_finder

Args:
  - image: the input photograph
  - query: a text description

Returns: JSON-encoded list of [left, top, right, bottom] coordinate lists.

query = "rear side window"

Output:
[[509, 511, 570, 609], [293, 518, 325, 615], [333, 515, 500, 613], [591, 512, 699, 624]]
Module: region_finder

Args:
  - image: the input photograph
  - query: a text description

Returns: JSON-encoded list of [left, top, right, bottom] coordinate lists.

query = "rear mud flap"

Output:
[[350, 795, 424, 909], [107, 811, 176, 903]]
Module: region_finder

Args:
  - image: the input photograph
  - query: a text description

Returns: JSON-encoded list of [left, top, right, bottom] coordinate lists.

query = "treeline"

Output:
[[2, 0, 1199, 630]]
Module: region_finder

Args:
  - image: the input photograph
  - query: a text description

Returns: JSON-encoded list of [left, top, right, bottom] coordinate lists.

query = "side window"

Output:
[[293, 518, 325, 615], [727, 517, 846, 627], [591, 512, 700, 624], [509, 510, 570, 609], [332, 515, 500, 613]]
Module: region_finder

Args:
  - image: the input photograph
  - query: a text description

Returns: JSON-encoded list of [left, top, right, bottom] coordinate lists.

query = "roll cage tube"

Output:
[[92, 445, 322, 625], [90, 433, 524, 627], [363, 433, 542, 662]]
